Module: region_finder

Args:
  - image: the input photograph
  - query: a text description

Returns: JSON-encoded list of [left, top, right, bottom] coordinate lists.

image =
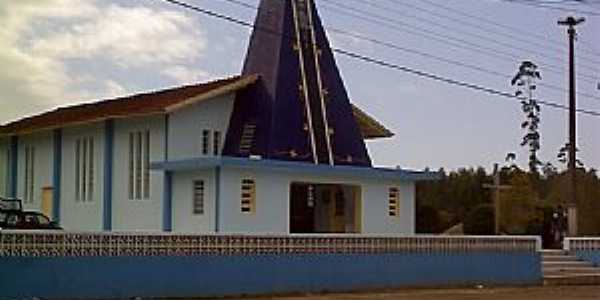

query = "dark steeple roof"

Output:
[[223, 0, 372, 166]]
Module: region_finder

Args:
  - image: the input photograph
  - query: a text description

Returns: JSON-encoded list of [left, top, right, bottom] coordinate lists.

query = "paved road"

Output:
[[232, 286, 600, 300]]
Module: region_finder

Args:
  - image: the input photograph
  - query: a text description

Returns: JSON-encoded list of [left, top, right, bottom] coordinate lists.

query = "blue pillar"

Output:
[[103, 120, 114, 231], [214, 166, 221, 233], [163, 171, 172, 232], [9, 136, 18, 198], [52, 129, 62, 222]]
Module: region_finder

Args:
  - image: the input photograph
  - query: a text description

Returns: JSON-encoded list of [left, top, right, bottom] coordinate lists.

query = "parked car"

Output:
[[0, 198, 61, 230], [0, 211, 62, 230]]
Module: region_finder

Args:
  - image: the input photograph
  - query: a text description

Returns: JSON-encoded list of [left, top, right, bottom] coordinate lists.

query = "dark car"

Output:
[[0, 211, 62, 230], [0, 198, 61, 230]]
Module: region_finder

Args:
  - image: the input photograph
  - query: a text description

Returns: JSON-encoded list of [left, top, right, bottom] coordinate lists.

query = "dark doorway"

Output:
[[289, 182, 361, 234]]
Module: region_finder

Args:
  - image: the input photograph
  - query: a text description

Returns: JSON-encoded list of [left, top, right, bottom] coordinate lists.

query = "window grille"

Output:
[[75, 137, 94, 202], [128, 130, 151, 200], [241, 179, 256, 213], [213, 131, 221, 156], [193, 180, 205, 215], [388, 187, 400, 217], [202, 130, 210, 155]]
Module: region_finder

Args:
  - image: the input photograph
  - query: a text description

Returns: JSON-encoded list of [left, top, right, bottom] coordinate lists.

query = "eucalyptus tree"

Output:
[[511, 61, 542, 175]]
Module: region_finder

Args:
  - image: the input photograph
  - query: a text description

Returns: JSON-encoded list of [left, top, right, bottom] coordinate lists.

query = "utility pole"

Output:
[[483, 164, 512, 235], [558, 16, 585, 237]]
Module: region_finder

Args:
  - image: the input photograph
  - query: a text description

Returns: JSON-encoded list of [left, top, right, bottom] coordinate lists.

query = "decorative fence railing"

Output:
[[0, 230, 540, 257], [565, 238, 600, 252]]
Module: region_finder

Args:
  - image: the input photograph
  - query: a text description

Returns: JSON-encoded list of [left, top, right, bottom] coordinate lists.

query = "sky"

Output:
[[0, 0, 598, 172]]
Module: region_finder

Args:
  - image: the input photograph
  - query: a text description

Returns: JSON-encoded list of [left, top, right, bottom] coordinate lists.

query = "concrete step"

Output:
[[543, 261, 593, 268], [544, 266, 600, 273], [540, 249, 568, 256], [544, 274, 600, 286], [542, 255, 580, 262]]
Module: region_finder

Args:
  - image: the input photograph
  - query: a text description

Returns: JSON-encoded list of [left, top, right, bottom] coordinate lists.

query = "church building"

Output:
[[0, 0, 436, 234]]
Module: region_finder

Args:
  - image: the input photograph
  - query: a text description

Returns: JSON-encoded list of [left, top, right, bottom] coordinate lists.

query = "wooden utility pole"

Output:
[[558, 16, 585, 237], [483, 164, 512, 235]]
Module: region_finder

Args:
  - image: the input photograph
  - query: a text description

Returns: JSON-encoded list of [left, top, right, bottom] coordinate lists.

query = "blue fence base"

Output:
[[573, 251, 600, 267], [0, 252, 541, 299]]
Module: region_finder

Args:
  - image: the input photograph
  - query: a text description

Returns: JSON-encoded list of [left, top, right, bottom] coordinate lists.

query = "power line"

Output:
[[414, 0, 600, 58], [383, 0, 600, 67], [501, 0, 600, 16], [318, 1, 599, 84], [339, 0, 600, 70], [158, 0, 600, 118], [215, 0, 600, 102]]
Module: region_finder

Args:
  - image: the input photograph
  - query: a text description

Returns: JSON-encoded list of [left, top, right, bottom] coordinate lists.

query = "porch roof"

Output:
[[151, 156, 440, 182]]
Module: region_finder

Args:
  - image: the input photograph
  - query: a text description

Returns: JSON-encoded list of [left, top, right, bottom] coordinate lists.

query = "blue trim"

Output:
[[0, 252, 540, 299], [162, 171, 172, 232], [164, 114, 169, 162], [103, 120, 114, 231], [52, 130, 62, 222], [151, 156, 440, 182], [214, 166, 221, 232], [9, 136, 18, 198]]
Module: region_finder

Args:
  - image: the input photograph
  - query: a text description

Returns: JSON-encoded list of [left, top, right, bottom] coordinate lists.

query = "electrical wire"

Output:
[[157, 0, 600, 118]]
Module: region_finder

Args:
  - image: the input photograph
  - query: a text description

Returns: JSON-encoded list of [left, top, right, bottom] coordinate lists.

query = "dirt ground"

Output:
[[230, 286, 600, 300]]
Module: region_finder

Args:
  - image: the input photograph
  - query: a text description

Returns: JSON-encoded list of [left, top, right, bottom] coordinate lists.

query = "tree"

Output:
[[464, 204, 495, 235], [511, 61, 542, 175]]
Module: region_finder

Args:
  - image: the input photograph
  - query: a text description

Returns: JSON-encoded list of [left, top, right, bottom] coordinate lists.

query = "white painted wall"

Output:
[[60, 124, 104, 231], [172, 170, 216, 233], [112, 116, 165, 231], [214, 167, 416, 235], [0, 138, 7, 197], [168, 93, 235, 160], [361, 182, 415, 235], [17, 131, 53, 212], [218, 168, 290, 234]]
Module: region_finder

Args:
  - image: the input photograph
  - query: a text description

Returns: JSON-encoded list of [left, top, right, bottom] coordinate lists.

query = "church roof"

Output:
[[0, 75, 393, 139]]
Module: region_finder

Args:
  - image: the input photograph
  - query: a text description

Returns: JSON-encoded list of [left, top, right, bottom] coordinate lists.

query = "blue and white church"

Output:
[[0, 0, 435, 234]]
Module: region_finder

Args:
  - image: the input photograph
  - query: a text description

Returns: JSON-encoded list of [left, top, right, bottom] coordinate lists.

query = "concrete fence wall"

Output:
[[565, 238, 600, 266], [0, 231, 542, 299]]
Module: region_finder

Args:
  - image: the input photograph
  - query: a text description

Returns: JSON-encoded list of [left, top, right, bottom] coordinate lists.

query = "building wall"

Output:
[[112, 116, 165, 231], [0, 138, 7, 197], [60, 124, 105, 231], [215, 167, 416, 235], [17, 131, 54, 212], [168, 93, 235, 160], [218, 167, 290, 234], [172, 170, 216, 233]]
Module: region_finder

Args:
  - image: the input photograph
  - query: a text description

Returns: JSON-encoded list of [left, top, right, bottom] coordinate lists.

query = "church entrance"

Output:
[[289, 183, 361, 234]]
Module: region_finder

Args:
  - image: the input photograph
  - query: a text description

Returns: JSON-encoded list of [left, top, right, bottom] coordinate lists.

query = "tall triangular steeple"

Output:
[[223, 0, 371, 166]]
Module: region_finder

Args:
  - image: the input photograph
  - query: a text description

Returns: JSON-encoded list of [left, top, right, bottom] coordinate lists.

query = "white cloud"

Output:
[[0, 0, 207, 123], [162, 66, 211, 85]]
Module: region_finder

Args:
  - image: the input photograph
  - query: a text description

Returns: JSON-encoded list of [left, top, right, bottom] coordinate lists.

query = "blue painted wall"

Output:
[[52, 129, 62, 222], [8, 136, 18, 198], [0, 252, 541, 299], [103, 120, 114, 231]]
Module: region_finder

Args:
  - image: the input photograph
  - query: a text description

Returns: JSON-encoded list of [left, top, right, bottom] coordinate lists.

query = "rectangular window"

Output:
[[213, 131, 221, 156], [128, 130, 151, 200], [388, 187, 400, 217], [75, 140, 81, 201], [241, 179, 255, 213], [23, 146, 35, 203], [75, 137, 94, 202], [202, 130, 210, 155], [193, 180, 205, 215], [128, 133, 134, 200], [88, 138, 94, 201]]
